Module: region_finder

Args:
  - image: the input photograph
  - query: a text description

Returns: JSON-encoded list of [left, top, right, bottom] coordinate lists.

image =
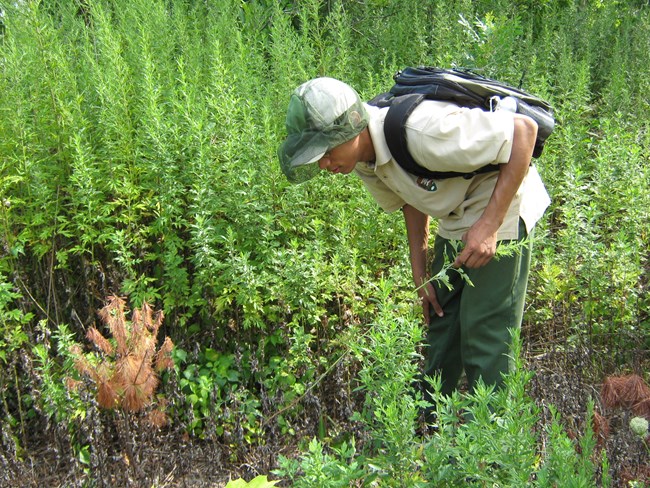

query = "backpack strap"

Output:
[[382, 93, 499, 180]]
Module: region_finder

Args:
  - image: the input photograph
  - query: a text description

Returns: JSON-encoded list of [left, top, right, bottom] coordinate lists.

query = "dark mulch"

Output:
[[526, 345, 650, 488], [2, 345, 648, 487]]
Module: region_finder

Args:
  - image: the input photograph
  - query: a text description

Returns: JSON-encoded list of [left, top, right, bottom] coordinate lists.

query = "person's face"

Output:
[[317, 135, 360, 175]]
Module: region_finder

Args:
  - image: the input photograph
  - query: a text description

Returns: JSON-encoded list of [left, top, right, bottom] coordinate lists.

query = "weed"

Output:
[[0, 0, 648, 484], [70, 296, 173, 426]]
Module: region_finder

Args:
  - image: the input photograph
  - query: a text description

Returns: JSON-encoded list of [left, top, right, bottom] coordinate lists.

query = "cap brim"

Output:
[[277, 136, 327, 183], [284, 140, 328, 168]]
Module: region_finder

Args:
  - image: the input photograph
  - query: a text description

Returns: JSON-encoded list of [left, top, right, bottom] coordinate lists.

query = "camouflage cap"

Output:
[[277, 77, 369, 183]]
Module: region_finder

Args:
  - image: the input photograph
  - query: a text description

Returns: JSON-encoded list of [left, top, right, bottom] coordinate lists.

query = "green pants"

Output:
[[424, 219, 532, 396]]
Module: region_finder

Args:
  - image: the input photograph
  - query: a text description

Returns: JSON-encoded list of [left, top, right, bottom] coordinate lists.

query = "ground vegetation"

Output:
[[0, 0, 648, 486]]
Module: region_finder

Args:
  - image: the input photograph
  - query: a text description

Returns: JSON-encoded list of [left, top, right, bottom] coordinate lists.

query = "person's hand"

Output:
[[454, 219, 498, 269], [418, 280, 443, 324]]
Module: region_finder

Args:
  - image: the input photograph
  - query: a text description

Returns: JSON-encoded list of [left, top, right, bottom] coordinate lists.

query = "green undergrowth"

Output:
[[275, 289, 609, 487], [0, 0, 648, 485]]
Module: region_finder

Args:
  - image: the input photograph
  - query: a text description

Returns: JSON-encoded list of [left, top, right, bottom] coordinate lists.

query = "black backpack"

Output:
[[368, 67, 555, 180]]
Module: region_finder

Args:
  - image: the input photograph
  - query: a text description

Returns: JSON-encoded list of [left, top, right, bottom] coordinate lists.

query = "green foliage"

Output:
[[536, 401, 605, 487], [32, 322, 86, 424], [225, 475, 280, 488], [0, 0, 648, 484], [277, 327, 609, 486], [0, 273, 31, 363], [174, 347, 247, 438], [277, 438, 367, 487], [347, 279, 425, 485]]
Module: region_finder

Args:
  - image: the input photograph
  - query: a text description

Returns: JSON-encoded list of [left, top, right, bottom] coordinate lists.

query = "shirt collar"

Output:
[[364, 103, 392, 167]]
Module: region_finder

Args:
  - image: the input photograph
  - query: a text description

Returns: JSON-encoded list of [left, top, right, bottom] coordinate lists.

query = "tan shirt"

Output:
[[355, 102, 551, 240]]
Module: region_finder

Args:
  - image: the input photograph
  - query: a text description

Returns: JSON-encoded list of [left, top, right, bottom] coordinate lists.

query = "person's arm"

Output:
[[402, 204, 444, 323], [454, 114, 538, 269]]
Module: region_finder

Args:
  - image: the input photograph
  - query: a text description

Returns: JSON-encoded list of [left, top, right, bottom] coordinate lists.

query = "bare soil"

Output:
[[2, 346, 648, 487]]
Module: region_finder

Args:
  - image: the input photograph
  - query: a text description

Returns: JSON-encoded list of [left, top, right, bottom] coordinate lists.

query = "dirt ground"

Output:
[[526, 349, 650, 487], [1, 347, 648, 487]]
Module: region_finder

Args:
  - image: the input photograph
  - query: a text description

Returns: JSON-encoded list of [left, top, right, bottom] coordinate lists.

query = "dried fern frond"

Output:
[[146, 408, 169, 429], [154, 337, 174, 372], [592, 410, 610, 448], [601, 376, 627, 410], [142, 336, 157, 359], [118, 354, 150, 386], [70, 295, 173, 416], [122, 372, 159, 412], [116, 353, 159, 411], [99, 296, 129, 355], [122, 383, 148, 412], [97, 379, 119, 409], [633, 398, 650, 420], [131, 307, 144, 342], [95, 362, 114, 383], [152, 310, 164, 336], [73, 356, 96, 381], [86, 326, 114, 355], [127, 330, 148, 357], [140, 301, 154, 331], [141, 373, 160, 400]]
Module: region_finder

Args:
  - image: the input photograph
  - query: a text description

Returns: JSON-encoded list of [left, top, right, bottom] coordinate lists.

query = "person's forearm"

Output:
[[479, 114, 538, 232], [454, 114, 538, 269], [402, 204, 430, 285]]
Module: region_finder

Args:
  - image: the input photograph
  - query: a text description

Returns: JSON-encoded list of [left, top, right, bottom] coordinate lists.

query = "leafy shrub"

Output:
[[277, 322, 609, 486]]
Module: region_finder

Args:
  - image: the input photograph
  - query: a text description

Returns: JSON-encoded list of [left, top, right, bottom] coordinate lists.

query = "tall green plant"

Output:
[[0, 0, 648, 483]]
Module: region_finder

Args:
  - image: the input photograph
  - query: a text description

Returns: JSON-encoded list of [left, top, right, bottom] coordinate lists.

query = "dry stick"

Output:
[[16, 276, 54, 324], [120, 410, 144, 480], [46, 186, 62, 325], [13, 362, 28, 448]]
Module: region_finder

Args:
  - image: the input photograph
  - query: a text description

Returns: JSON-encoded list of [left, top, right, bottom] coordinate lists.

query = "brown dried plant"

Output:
[[70, 296, 174, 426], [625, 375, 650, 407], [601, 375, 628, 409], [601, 374, 650, 420], [634, 398, 650, 420], [592, 410, 610, 449]]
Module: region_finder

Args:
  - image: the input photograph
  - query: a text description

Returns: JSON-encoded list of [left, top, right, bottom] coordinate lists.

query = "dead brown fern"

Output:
[[592, 410, 610, 449], [624, 374, 650, 408], [633, 397, 650, 420], [601, 375, 628, 410], [601, 374, 650, 417], [70, 296, 174, 426]]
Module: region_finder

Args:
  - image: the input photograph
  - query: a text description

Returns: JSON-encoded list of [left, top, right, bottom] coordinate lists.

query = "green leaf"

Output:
[[204, 348, 219, 362], [78, 445, 91, 465], [225, 475, 280, 488]]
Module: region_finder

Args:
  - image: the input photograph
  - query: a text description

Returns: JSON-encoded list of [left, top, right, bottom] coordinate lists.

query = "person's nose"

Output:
[[318, 156, 330, 170]]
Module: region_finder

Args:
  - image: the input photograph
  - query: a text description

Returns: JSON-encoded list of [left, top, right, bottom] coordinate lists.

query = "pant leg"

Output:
[[423, 219, 532, 396], [423, 236, 467, 396], [460, 220, 532, 392]]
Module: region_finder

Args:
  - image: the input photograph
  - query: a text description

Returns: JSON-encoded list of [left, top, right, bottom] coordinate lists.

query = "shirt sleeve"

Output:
[[354, 163, 405, 213], [405, 101, 515, 173]]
